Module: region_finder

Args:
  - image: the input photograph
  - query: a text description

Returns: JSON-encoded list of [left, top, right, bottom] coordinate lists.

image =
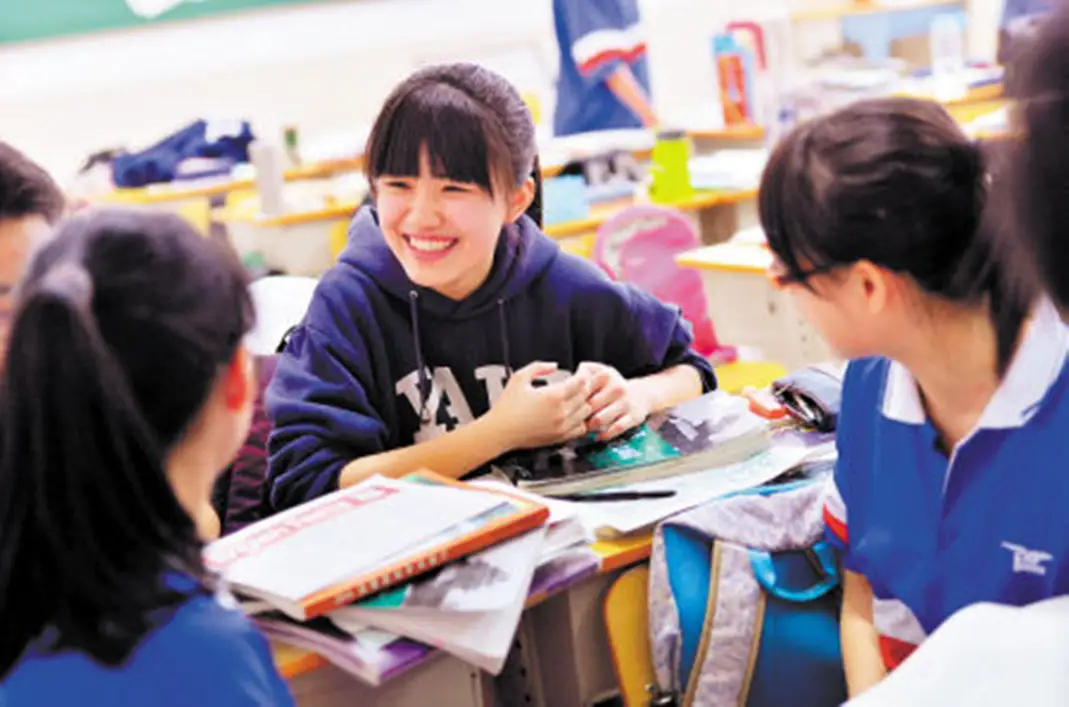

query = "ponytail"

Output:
[[954, 139, 1037, 375], [0, 260, 204, 677], [760, 98, 1037, 379], [525, 154, 543, 228]]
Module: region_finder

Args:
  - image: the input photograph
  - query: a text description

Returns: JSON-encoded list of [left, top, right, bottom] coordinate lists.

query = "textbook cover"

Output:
[[492, 391, 771, 496], [204, 472, 548, 621]]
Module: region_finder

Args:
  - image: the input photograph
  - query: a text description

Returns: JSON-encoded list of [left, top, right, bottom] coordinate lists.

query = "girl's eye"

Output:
[[381, 179, 411, 190], [443, 184, 474, 193]]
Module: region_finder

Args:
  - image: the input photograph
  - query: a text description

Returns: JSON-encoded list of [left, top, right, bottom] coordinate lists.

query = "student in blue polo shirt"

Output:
[[551, 0, 658, 135], [758, 97, 1069, 699]]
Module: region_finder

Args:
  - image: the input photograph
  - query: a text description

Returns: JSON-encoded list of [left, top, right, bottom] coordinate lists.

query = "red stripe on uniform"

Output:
[[823, 505, 848, 543], [879, 634, 919, 671], [578, 44, 647, 75]]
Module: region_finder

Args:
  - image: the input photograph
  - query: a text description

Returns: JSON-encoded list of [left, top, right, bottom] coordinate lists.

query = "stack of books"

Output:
[[206, 473, 551, 680]]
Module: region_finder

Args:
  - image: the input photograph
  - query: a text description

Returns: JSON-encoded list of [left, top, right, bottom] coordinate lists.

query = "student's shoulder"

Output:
[[145, 592, 268, 658], [540, 250, 648, 308], [842, 357, 892, 398], [297, 261, 383, 331], [140, 593, 292, 702]]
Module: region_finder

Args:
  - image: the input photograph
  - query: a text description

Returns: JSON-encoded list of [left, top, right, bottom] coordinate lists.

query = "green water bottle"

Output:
[[648, 130, 694, 204], [283, 125, 301, 167]]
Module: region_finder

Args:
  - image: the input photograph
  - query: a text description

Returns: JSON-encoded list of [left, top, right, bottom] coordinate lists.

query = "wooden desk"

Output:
[[677, 243, 836, 371], [276, 531, 653, 706], [545, 188, 757, 241], [97, 158, 363, 207]]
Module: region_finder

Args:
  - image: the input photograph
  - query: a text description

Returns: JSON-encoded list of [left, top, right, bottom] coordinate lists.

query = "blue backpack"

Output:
[[647, 478, 847, 706]]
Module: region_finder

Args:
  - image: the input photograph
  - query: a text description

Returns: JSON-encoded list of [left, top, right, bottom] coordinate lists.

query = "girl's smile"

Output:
[[403, 232, 460, 261]]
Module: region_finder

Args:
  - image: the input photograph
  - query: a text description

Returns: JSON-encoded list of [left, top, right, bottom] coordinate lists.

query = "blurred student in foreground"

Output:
[[0, 210, 293, 705], [0, 141, 64, 354], [1001, 3, 1069, 312]]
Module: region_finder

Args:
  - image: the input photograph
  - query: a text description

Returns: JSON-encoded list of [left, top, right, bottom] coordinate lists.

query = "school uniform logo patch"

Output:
[[1001, 542, 1053, 576]]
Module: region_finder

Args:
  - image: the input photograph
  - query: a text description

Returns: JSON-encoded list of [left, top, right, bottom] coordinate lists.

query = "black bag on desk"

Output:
[[771, 365, 843, 433]]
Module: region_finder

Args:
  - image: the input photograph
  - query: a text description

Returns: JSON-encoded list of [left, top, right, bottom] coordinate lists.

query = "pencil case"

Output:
[[771, 366, 843, 432]]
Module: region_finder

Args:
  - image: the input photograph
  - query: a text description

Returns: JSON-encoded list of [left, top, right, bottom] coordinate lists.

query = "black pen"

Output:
[[552, 490, 677, 502]]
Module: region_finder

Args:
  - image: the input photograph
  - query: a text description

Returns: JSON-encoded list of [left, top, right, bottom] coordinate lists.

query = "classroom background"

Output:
[[0, 1, 1028, 706], [2, 0, 1005, 181]]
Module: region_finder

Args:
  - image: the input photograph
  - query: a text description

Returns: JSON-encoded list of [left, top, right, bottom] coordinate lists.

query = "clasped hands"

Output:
[[487, 361, 650, 451]]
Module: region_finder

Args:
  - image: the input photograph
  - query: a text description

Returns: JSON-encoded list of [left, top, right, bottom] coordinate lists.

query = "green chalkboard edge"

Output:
[[0, 0, 342, 47]]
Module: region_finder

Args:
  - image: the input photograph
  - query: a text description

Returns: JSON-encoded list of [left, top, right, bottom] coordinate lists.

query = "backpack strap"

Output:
[[748, 541, 839, 603]]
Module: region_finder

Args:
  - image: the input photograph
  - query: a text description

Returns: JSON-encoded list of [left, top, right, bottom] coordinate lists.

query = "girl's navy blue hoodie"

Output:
[[265, 206, 716, 510]]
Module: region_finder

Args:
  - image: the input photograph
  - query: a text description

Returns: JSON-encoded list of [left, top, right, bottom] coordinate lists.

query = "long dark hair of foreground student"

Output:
[[1000, 5, 1069, 311], [0, 210, 254, 678]]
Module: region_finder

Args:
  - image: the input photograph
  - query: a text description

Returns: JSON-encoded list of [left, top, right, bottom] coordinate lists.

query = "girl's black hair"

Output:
[[759, 97, 1034, 374], [365, 62, 543, 227], [0, 141, 64, 225], [0, 209, 254, 677], [999, 5, 1069, 312]]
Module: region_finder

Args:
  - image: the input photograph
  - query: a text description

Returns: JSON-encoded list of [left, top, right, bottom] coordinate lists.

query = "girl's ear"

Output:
[[852, 259, 892, 315], [506, 177, 536, 223], [222, 347, 254, 412]]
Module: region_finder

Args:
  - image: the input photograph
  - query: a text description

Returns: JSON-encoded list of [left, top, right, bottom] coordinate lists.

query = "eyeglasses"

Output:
[[765, 261, 840, 289]]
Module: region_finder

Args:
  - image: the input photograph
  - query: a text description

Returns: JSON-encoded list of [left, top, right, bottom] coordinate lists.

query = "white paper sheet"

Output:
[[848, 597, 1069, 707], [576, 445, 812, 538]]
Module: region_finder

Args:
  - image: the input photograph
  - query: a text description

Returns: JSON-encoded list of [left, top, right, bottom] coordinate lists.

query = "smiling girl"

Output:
[[265, 63, 715, 510]]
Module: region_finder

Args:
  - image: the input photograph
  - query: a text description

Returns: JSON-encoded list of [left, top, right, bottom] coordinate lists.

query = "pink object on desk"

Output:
[[593, 204, 737, 364]]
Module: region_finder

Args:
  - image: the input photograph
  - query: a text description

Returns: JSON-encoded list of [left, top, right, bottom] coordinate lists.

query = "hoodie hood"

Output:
[[338, 205, 560, 319]]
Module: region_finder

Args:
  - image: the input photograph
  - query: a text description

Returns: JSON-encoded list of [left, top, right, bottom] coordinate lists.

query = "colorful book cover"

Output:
[[493, 391, 770, 495]]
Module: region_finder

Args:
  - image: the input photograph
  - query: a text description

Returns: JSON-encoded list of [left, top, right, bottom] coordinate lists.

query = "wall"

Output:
[[0, 0, 558, 182], [0, 0, 999, 184]]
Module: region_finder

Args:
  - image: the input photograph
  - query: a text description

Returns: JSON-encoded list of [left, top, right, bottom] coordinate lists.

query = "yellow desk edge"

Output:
[[676, 242, 772, 274], [792, 0, 962, 23]]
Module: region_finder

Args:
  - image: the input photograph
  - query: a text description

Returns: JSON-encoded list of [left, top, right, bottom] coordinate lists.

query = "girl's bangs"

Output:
[[368, 85, 503, 194]]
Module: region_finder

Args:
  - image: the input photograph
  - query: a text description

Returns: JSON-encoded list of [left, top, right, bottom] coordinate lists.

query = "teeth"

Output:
[[408, 237, 454, 253]]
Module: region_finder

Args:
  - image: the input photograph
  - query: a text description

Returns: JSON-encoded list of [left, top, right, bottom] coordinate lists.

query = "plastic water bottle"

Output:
[[930, 13, 967, 102], [249, 140, 287, 217]]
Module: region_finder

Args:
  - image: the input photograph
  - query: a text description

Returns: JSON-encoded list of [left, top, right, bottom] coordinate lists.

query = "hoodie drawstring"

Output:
[[409, 291, 433, 424], [497, 298, 513, 380], [409, 293, 513, 423]]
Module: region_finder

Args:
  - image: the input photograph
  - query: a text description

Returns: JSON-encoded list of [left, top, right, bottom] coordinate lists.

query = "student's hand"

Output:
[[577, 362, 651, 441], [486, 361, 593, 450]]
